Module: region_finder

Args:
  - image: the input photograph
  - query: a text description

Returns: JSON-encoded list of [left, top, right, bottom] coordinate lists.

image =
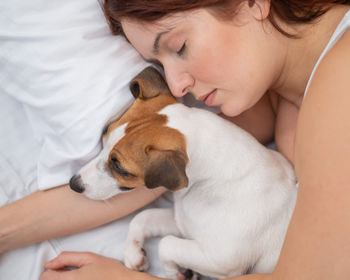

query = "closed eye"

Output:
[[109, 156, 135, 177], [119, 186, 135, 191], [177, 42, 186, 56]]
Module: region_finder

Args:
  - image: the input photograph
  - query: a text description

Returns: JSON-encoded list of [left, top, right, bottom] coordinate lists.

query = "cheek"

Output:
[[189, 48, 226, 84], [116, 176, 145, 188], [219, 95, 247, 117], [82, 171, 120, 200], [218, 79, 267, 117], [189, 36, 248, 88]]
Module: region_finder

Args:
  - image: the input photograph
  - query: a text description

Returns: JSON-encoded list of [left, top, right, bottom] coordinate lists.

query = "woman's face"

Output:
[[122, 3, 283, 117]]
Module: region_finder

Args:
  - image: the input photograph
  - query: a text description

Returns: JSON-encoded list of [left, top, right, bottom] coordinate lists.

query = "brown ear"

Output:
[[144, 148, 188, 191], [129, 66, 171, 100]]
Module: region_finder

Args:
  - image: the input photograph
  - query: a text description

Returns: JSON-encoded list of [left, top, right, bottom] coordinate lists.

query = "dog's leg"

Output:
[[159, 236, 219, 280], [124, 208, 181, 271]]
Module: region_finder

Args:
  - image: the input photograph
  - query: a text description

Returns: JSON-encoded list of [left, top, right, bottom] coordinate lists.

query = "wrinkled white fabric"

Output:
[[0, 0, 148, 190]]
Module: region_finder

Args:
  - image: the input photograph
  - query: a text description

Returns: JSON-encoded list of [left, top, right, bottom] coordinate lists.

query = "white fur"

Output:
[[78, 123, 128, 200], [124, 104, 297, 279]]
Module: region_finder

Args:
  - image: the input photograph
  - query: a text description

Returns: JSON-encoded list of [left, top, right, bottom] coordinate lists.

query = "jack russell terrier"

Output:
[[69, 67, 297, 280]]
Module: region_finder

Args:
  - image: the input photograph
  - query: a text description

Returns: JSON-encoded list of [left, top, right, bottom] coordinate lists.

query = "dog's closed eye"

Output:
[[109, 155, 135, 177], [119, 186, 135, 191]]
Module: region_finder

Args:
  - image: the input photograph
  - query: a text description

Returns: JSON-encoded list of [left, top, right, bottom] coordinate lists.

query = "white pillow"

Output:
[[0, 0, 149, 190]]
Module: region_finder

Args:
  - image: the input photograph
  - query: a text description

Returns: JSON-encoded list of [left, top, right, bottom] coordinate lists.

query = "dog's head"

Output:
[[69, 67, 189, 200]]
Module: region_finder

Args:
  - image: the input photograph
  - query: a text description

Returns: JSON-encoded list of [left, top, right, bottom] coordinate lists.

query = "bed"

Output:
[[0, 1, 175, 279]]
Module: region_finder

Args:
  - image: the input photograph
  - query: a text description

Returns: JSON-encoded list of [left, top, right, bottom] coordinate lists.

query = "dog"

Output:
[[69, 66, 297, 279]]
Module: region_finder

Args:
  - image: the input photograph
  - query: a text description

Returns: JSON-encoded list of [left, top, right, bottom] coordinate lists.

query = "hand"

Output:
[[40, 251, 270, 280], [40, 251, 153, 280]]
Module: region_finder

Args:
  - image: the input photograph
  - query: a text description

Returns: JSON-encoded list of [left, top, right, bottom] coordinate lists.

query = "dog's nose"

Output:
[[69, 175, 85, 193]]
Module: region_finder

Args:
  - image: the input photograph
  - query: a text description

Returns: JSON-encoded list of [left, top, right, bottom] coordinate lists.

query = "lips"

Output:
[[197, 89, 217, 106]]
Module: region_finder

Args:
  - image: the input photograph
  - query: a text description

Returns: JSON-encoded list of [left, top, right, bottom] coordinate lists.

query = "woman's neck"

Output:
[[271, 4, 349, 107]]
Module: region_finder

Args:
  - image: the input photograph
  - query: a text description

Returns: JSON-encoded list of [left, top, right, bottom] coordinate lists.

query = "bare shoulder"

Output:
[[295, 29, 350, 185], [272, 30, 350, 279]]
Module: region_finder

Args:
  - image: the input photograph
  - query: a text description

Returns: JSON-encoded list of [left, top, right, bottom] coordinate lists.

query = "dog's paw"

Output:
[[177, 269, 201, 280], [124, 244, 149, 271]]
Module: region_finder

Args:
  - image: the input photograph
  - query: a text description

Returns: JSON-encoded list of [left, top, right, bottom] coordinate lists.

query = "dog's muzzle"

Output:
[[69, 175, 85, 193]]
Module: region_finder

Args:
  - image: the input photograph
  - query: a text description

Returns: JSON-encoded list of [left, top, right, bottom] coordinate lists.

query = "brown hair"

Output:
[[102, 0, 350, 38]]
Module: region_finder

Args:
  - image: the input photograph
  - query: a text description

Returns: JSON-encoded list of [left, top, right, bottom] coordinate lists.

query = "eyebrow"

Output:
[[153, 29, 173, 55]]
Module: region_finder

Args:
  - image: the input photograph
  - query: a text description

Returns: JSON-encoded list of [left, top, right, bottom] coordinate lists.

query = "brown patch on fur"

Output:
[[108, 112, 188, 190], [145, 149, 188, 190], [103, 67, 178, 141], [129, 66, 170, 100], [103, 67, 188, 191]]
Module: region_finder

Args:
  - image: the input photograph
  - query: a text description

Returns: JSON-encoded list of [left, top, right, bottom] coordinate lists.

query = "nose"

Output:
[[69, 175, 85, 193], [165, 67, 194, 98]]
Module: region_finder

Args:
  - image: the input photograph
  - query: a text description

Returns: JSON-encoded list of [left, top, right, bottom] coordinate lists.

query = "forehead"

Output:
[[122, 12, 185, 36], [105, 111, 168, 143], [121, 10, 212, 54], [121, 16, 179, 52], [103, 122, 128, 152], [103, 110, 186, 165]]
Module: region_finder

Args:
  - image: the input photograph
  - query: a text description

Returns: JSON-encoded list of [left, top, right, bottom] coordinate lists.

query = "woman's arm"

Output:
[[229, 30, 350, 280], [0, 184, 166, 253], [272, 31, 350, 279], [40, 251, 271, 280], [40, 252, 165, 280]]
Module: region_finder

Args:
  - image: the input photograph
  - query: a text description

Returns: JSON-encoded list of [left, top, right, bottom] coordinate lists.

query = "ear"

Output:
[[249, 0, 271, 20], [144, 148, 188, 191], [130, 66, 172, 100]]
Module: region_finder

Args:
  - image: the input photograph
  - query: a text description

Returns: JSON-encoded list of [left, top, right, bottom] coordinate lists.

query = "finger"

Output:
[[45, 251, 95, 270]]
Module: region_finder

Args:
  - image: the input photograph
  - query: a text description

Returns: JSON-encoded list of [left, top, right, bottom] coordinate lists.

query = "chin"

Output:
[[220, 104, 244, 118], [220, 97, 256, 117]]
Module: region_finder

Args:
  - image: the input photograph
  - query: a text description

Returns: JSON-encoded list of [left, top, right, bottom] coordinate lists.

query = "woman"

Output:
[[40, 0, 350, 279]]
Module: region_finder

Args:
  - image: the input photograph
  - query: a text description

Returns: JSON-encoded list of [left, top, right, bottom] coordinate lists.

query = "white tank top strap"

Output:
[[304, 8, 350, 97]]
